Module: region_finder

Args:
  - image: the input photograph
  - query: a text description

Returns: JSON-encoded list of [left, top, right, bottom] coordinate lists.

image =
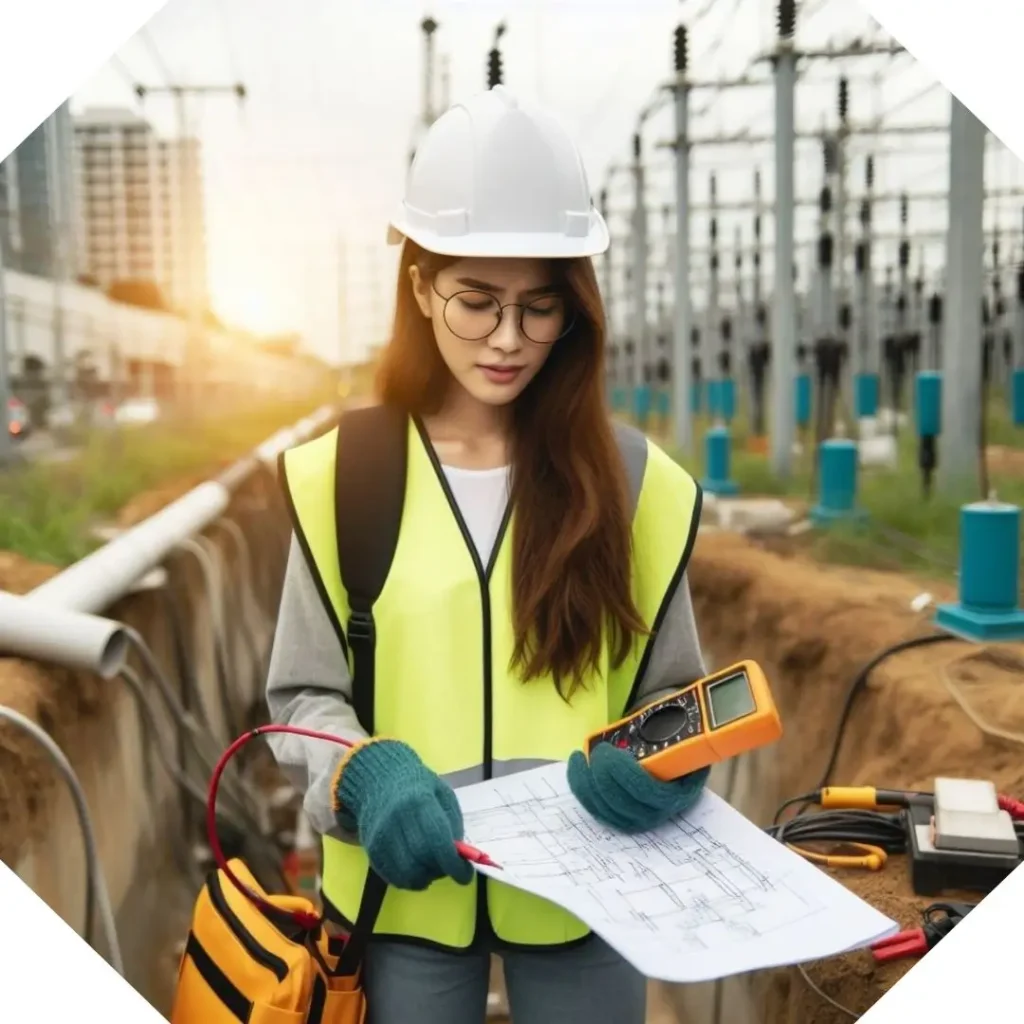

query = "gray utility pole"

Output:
[[630, 131, 648, 393], [599, 188, 614, 319], [422, 16, 438, 126], [771, 0, 797, 478], [852, 156, 878, 389], [44, 113, 70, 414], [135, 81, 246, 417], [939, 96, 987, 494], [671, 24, 693, 454], [706, 174, 721, 408]]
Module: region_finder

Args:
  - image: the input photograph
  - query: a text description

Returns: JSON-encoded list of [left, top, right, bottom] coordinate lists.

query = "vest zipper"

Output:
[[414, 420, 511, 780], [414, 421, 513, 944], [207, 871, 290, 982]]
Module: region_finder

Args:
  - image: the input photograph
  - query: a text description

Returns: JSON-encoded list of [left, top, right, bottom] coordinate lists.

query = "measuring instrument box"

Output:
[[586, 660, 782, 781], [907, 777, 1021, 896]]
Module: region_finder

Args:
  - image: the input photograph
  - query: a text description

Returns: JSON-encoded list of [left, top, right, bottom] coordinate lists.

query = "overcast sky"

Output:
[[70, 0, 1024, 364]]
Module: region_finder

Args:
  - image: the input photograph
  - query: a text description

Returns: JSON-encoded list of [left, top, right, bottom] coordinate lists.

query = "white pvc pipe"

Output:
[[27, 481, 231, 614], [26, 405, 339, 616], [0, 592, 127, 678]]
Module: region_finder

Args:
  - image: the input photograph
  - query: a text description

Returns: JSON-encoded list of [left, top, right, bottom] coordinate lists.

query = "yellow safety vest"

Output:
[[279, 412, 700, 951]]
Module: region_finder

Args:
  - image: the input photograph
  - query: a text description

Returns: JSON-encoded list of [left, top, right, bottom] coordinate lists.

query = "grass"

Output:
[[0, 396, 334, 567], [652, 394, 1024, 581]]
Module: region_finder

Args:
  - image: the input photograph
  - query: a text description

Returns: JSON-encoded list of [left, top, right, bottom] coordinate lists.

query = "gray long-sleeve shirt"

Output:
[[265, 533, 707, 839]]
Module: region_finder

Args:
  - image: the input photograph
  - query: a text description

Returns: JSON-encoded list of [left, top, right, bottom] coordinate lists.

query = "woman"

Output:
[[266, 86, 710, 1024]]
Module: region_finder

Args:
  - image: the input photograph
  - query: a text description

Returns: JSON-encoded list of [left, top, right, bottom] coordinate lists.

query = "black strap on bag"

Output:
[[332, 872, 388, 977], [332, 403, 408, 735]]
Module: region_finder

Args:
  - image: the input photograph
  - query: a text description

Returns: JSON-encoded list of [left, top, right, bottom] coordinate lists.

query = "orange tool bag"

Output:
[[170, 725, 386, 1024]]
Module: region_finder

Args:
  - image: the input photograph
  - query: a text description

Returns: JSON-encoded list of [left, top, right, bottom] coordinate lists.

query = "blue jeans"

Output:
[[363, 934, 647, 1024]]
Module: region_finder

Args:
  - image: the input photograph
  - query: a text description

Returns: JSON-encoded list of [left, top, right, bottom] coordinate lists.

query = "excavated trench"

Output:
[[0, 466, 294, 1014], [655, 529, 1024, 1024], [4, 469, 1024, 1023]]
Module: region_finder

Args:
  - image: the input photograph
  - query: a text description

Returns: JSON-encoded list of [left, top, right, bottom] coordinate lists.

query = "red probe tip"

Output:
[[456, 840, 501, 869]]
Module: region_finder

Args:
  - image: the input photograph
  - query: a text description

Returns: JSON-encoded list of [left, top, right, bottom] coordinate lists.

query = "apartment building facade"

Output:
[[0, 101, 77, 278], [73, 107, 207, 312]]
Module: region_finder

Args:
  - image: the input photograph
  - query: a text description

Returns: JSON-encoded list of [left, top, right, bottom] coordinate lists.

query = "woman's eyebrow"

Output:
[[455, 276, 558, 298]]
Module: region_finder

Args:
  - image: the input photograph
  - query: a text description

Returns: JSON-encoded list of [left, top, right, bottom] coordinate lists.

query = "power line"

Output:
[[213, 0, 243, 81], [137, 27, 175, 87], [107, 54, 143, 94]]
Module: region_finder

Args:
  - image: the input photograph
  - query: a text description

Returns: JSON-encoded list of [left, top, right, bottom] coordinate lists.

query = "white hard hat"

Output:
[[387, 86, 609, 260]]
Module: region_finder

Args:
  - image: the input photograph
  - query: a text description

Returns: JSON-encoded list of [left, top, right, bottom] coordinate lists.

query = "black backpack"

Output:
[[331, 403, 409, 735]]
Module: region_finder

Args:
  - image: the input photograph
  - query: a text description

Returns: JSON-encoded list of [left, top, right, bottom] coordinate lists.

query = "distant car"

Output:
[[114, 397, 161, 425], [7, 397, 31, 440], [48, 403, 76, 430]]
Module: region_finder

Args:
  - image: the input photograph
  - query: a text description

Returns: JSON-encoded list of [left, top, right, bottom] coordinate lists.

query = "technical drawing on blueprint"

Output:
[[458, 763, 896, 983]]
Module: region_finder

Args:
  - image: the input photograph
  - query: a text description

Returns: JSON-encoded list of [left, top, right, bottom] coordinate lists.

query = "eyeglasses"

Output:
[[431, 281, 576, 346]]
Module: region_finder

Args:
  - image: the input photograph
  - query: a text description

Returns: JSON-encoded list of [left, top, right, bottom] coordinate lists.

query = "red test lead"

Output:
[[456, 841, 502, 869]]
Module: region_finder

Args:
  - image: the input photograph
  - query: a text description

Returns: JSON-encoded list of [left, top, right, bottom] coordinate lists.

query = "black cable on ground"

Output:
[[767, 809, 906, 853], [802, 633, 959, 815]]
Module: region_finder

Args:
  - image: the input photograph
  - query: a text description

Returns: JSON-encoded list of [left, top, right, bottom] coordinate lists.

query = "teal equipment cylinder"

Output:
[[958, 502, 1020, 612], [914, 370, 942, 438], [796, 373, 812, 428]]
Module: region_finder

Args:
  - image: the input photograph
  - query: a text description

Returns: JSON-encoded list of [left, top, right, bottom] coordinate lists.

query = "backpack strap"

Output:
[[332, 403, 408, 736]]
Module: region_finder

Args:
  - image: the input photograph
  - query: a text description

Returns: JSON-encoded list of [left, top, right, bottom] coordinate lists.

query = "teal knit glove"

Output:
[[567, 742, 711, 834], [332, 739, 475, 892]]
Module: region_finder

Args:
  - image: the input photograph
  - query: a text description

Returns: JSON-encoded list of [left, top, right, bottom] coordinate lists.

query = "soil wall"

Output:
[[0, 471, 289, 1013], [657, 530, 1024, 1024]]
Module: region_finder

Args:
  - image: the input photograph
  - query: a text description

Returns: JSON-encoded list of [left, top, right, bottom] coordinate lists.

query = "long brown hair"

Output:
[[376, 239, 647, 698]]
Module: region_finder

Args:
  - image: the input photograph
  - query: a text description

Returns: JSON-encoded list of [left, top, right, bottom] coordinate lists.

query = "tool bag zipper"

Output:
[[208, 870, 290, 982], [183, 931, 253, 1022]]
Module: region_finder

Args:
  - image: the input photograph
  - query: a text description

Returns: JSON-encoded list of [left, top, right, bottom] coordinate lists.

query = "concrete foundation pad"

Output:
[[934, 602, 1024, 643], [711, 498, 796, 534], [702, 477, 739, 497], [809, 504, 868, 526]]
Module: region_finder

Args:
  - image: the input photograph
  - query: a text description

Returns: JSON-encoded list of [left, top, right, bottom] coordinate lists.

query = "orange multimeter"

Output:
[[586, 660, 783, 782]]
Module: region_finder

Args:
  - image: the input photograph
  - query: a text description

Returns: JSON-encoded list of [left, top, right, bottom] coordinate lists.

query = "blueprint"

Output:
[[458, 763, 898, 983]]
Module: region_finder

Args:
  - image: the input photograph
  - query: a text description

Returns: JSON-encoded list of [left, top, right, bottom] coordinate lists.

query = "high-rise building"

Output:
[[0, 101, 77, 278], [73, 106, 207, 311]]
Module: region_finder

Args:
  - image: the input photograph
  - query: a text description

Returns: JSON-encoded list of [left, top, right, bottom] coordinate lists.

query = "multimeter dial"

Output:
[[590, 689, 704, 760]]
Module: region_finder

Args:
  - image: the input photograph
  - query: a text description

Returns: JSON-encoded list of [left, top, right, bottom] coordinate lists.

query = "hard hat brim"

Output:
[[386, 218, 609, 261]]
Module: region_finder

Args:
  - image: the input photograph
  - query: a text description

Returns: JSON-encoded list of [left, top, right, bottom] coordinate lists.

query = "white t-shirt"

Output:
[[441, 464, 510, 567]]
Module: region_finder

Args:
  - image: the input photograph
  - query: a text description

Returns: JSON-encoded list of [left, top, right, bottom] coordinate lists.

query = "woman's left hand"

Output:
[[566, 742, 711, 834]]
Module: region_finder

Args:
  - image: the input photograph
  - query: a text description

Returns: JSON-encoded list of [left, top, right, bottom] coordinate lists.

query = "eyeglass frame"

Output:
[[430, 280, 577, 346]]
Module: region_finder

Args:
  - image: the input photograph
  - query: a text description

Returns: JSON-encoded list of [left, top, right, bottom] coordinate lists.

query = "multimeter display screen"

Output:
[[706, 672, 756, 728]]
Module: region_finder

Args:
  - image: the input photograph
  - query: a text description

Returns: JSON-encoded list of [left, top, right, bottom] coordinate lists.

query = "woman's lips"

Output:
[[478, 364, 525, 385]]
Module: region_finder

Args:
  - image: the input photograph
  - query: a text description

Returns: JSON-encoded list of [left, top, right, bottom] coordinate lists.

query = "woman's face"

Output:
[[409, 256, 568, 407]]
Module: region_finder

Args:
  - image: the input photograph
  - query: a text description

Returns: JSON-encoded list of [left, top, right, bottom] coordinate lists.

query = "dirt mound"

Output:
[[687, 532, 1024, 1022], [116, 472, 216, 529], [986, 444, 1024, 478], [0, 468, 218, 866], [0, 552, 61, 594]]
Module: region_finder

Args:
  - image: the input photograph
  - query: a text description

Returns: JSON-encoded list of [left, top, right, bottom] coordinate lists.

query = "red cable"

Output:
[[997, 794, 1024, 820], [206, 724, 499, 931], [871, 928, 929, 963]]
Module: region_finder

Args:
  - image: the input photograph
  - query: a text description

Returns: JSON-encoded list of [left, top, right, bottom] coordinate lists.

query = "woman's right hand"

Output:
[[331, 738, 475, 891]]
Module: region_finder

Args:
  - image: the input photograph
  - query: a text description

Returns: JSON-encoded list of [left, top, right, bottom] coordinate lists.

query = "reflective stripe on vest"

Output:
[[279, 415, 700, 950]]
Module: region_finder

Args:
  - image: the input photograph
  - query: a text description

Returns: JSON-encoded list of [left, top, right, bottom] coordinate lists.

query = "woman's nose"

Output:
[[489, 310, 524, 353]]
